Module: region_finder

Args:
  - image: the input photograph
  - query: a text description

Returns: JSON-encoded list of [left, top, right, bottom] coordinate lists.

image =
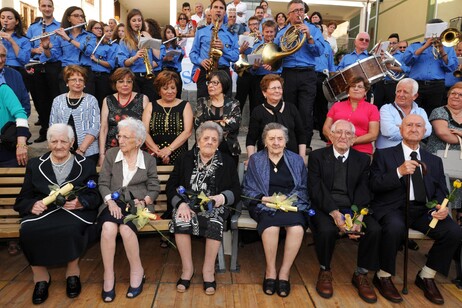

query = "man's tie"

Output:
[[337, 155, 344, 163], [410, 151, 426, 203]]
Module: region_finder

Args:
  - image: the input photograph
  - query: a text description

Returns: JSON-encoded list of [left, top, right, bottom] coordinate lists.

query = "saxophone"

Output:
[[206, 17, 223, 79], [138, 30, 154, 79]]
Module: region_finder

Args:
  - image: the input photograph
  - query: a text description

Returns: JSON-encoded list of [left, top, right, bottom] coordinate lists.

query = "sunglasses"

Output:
[[358, 38, 370, 42]]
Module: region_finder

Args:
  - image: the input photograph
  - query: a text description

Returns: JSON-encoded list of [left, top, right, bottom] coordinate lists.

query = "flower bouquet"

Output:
[[44, 180, 97, 206], [340, 205, 370, 235], [427, 179, 461, 229], [242, 192, 316, 216], [177, 186, 216, 213]]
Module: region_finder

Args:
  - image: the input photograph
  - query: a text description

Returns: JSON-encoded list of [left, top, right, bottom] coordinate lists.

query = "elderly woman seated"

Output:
[[166, 121, 240, 295], [98, 117, 160, 302], [14, 123, 101, 305], [243, 122, 310, 298]]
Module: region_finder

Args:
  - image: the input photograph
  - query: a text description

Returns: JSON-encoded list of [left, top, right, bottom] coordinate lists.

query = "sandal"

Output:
[[263, 278, 277, 295], [277, 280, 291, 297], [176, 273, 194, 293], [8, 241, 21, 256], [203, 281, 216, 295]]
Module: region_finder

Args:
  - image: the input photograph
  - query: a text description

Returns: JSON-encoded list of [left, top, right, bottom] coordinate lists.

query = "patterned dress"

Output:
[[149, 100, 188, 164], [105, 93, 145, 150]]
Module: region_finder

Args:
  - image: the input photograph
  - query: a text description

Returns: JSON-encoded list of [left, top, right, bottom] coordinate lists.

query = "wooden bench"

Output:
[[0, 165, 226, 272], [230, 167, 461, 281]]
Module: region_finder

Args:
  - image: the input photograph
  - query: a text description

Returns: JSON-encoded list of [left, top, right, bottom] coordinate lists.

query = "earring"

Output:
[[66, 84, 69, 87]]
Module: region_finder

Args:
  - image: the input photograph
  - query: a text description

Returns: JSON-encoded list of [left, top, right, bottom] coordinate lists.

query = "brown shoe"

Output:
[[352, 273, 377, 303], [415, 272, 444, 305], [316, 269, 333, 298], [372, 274, 403, 303]]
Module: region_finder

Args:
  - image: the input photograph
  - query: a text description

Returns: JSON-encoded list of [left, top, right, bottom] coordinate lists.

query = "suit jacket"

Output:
[[4, 67, 30, 116], [308, 146, 371, 214], [14, 152, 101, 217], [370, 143, 448, 220], [98, 147, 160, 213]]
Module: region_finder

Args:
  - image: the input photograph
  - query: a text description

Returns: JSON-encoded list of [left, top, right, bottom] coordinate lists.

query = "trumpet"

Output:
[[431, 28, 461, 59], [138, 30, 154, 79], [454, 59, 462, 78], [30, 23, 86, 42]]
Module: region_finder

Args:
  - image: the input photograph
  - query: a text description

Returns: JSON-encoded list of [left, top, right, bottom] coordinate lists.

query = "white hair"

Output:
[[331, 119, 356, 135], [47, 123, 74, 142], [117, 117, 146, 144], [397, 78, 419, 96]]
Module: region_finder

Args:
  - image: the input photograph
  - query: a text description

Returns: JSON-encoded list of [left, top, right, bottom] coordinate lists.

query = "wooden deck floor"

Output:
[[0, 234, 461, 307]]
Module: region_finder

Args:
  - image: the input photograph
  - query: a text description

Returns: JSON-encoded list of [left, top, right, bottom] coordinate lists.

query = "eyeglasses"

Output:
[[116, 135, 135, 140], [332, 130, 354, 137], [206, 80, 220, 86], [70, 14, 85, 19], [398, 46, 407, 49], [267, 86, 282, 91], [116, 79, 133, 84], [93, 27, 102, 30], [449, 92, 462, 98], [249, 23, 259, 26], [358, 38, 370, 42], [179, 17, 187, 20], [351, 85, 366, 90], [288, 8, 304, 15], [68, 78, 85, 83]]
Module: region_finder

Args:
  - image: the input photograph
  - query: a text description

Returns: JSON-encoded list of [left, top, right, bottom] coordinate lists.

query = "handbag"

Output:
[[0, 121, 17, 151], [436, 134, 462, 179]]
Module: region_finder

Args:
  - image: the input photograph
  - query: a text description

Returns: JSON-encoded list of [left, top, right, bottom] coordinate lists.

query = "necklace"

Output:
[[51, 153, 72, 174], [117, 92, 133, 108], [269, 159, 279, 173], [162, 105, 172, 130], [66, 92, 84, 107]]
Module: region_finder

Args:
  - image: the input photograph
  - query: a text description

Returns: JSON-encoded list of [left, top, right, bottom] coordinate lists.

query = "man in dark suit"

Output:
[[309, 119, 381, 303], [370, 114, 462, 305]]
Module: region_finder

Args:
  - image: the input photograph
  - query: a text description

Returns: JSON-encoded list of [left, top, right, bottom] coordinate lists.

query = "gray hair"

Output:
[[47, 123, 74, 143], [262, 122, 289, 143], [117, 117, 146, 144], [355, 31, 370, 40], [397, 78, 419, 96], [196, 121, 223, 142], [331, 119, 356, 135]]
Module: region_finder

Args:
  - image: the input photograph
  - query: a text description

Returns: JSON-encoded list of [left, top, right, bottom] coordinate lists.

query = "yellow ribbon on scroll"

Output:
[[42, 183, 74, 206], [265, 193, 298, 212]]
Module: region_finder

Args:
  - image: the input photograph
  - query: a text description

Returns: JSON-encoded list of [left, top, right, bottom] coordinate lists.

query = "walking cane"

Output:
[[402, 174, 410, 294]]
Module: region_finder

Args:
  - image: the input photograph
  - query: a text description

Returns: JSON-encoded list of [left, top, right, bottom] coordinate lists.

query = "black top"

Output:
[[246, 102, 306, 153], [268, 158, 294, 196]]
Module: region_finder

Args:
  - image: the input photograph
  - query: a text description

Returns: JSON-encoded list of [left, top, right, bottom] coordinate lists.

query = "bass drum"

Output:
[[323, 55, 387, 102]]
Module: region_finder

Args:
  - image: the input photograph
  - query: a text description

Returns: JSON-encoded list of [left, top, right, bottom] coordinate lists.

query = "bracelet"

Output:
[[77, 147, 86, 154], [16, 143, 28, 149], [168, 146, 174, 152], [441, 53, 447, 58], [97, 59, 100, 65], [43, 46, 50, 50], [68, 38, 73, 43]]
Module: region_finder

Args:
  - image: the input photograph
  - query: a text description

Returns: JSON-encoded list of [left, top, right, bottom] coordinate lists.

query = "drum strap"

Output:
[[392, 103, 405, 120]]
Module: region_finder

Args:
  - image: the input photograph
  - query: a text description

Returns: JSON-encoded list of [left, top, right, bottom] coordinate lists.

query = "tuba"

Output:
[[138, 30, 154, 80], [206, 17, 223, 79], [262, 17, 306, 70]]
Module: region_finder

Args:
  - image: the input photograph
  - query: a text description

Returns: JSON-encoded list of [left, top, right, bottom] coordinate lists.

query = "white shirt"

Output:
[[115, 149, 146, 187], [227, 2, 247, 25], [333, 147, 350, 163], [326, 35, 338, 53], [191, 13, 204, 25], [398, 143, 424, 201]]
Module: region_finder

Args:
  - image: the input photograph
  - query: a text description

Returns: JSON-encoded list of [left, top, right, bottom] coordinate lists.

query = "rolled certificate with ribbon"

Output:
[[428, 198, 449, 229], [42, 183, 74, 206], [265, 202, 298, 212]]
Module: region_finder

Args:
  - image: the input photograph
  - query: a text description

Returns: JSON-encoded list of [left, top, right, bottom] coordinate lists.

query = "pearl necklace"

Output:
[[66, 92, 84, 107]]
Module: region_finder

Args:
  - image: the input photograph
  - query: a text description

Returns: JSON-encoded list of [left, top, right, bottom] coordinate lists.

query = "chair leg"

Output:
[[453, 245, 462, 289], [215, 241, 226, 273], [230, 229, 240, 272]]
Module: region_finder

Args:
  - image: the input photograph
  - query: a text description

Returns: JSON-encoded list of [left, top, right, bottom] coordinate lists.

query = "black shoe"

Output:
[[34, 135, 47, 143], [102, 280, 116, 303], [176, 273, 194, 293], [32, 279, 51, 305], [66, 276, 81, 298], [263, 278, 277, 295], [277, 279, 291, 297], [203, 281, 216, 295], [126, 275, 145, 298]]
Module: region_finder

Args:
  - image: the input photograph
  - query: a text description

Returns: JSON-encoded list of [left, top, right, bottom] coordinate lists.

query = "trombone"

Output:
[[431, 28, 461, 59], [30, 23, 86, 42]]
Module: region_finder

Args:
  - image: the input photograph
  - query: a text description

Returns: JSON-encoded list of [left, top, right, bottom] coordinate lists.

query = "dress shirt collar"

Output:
[[333, 147, 350, 162], [0, 69, 5, 85], [115, 148, 146, 169], [401, 142, 420, 160]]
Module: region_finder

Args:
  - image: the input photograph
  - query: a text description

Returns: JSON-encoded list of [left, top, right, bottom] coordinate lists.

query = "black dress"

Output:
[[14, 153, 101, 266], [249, 158, 308, 235]]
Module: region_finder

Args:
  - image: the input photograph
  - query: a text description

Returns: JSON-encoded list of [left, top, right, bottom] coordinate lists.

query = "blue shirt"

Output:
[[4, 34, 31, 67], [376, 101, 431, 149], [336, 49, 369, 71], [26, 18, 60, 61], [42, 29, 96, 67], [91, 43, 116, 73], [189, 23, 239, 72], [274, 22, 324, 68], [159, 44, 184, 72], [402, 41, 458, 81], [315, 40, 335, 73], [117, 40, 159, 73], [444, 71, 462, 88]]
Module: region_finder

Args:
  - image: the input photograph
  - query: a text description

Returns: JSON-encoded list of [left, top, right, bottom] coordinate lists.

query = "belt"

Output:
[[417, 79, 444, 85], [284, 66, 315, 72], [316, 71, 328, 78], [384, 80, 397, 85], [93, 72, 109, 77]]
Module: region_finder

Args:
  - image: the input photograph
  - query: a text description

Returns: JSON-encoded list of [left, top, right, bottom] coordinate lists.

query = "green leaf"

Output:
[[426, 200, 437, 209], [351, 204, 358, 213]]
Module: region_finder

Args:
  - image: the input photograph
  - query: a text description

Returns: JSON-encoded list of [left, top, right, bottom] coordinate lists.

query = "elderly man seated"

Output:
[[370, 114, 462, 305], [376, 78, 431, 149], [308, 119, 381, 303]]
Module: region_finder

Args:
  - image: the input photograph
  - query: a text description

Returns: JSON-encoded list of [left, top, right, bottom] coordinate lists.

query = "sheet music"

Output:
[[138, 37, 161, 50], [165, 50, 182, 57], [247, 54, 262, 65], [425, 22, 448, 38], [238, 35, 255, 48]]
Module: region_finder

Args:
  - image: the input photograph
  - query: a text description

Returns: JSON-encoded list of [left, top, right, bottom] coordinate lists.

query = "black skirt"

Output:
[[249, 207, 307, 235], [98, 200, 138, 233], [19, 208, 97, 266]]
